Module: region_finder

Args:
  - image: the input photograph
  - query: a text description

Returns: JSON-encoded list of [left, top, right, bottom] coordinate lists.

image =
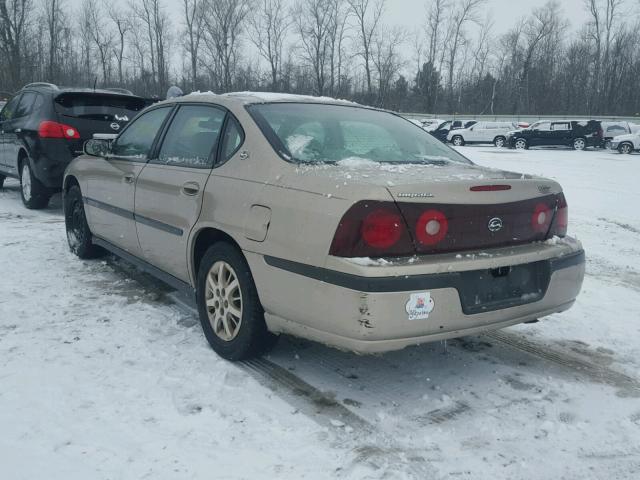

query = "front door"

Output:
[[84, 106, 172, 256], [550, 122, 571, 146], [134, 104, 227, 282]]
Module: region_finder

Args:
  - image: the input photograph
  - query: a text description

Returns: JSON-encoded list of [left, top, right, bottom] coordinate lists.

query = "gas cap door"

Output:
[[244, 205, 272, 242]]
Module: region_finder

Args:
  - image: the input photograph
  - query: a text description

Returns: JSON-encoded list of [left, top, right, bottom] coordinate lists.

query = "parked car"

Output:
[[610, 131, 640, 154], [421, 118, 447, 131], [451, 119, 477, 130], [447, 121, 518, 147], [429, 120, 454, 142], [506, 120, 603, 150], [64, 92, 585, 360], [601, 121, 632, 149], [0, 83, 147, 208]]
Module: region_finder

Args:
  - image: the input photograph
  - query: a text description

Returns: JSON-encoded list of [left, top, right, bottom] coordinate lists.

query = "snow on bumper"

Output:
[[247, 245, 586, 354]]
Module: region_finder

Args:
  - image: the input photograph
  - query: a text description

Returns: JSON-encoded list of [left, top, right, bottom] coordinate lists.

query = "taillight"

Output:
[[38, 121, 80, 139], [329, 201, 414, 257], [531, 203, 552, 233], [415, 209, 448, 246], [549, 193, 568, 237]]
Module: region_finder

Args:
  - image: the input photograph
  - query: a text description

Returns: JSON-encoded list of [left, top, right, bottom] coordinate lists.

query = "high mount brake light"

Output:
[[38, 121, 80, 139], [470, 185, 512, 192]]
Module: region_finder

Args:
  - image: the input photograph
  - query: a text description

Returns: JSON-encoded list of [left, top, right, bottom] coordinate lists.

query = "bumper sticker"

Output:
[[406, 292, 435, 321]]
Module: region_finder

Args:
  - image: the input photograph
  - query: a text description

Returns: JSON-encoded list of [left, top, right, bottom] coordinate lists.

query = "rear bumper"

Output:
[[30, 140, 75, 189], [247, 244, 585, 354]]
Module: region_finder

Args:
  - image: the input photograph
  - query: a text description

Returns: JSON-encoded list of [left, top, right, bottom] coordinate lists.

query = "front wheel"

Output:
[[572, 137, 586, 151], [20, 161, 50, 209], [618, 142, 633, 154], [514, 138, 528, 150], [451, 135, 465, 147], [64, 185, 104, 259], [494, 136, 506, 148], [196, 243, 278, 360]]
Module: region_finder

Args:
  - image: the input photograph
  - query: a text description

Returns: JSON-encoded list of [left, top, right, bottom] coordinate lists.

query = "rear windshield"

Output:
[[54, 93, 147, 119], [247, 103, 471, 165]]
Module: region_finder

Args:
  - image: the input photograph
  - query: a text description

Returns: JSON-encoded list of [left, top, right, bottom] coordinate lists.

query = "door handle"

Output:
[[123, 174, 135, 184], [182, 182, 200, 196]]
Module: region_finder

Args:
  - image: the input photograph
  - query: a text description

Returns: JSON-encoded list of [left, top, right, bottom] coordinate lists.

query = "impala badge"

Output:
[[488, 217, 503, 232]]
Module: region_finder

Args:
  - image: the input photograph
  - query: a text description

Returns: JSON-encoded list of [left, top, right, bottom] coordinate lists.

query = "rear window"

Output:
[[248, 103, 471, 165], [54, 93, 146, 119]]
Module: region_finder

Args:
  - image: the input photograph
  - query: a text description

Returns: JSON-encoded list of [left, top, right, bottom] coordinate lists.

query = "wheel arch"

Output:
[[63, 174, 80, 193], [190, 227, 245, 285], [17, 148, 29, 172]]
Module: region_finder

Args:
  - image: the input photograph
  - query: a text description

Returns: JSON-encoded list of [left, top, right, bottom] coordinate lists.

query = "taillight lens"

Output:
[[549, 193, 568, 237], [329, 201, 414, 257], [531, 203, 552, 233], [38, 121, 80, 139], [415, 209, 448, 245]]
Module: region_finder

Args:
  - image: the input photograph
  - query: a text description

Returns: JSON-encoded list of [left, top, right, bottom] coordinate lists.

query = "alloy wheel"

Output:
[[515, 139, 527, 149], [452, 136, 463, 146], [495, 137, 505, 148], [620, 143, 632, 154], [205, 261, 243, 341], [21, 164, 31, 201], [573, 138, 586, 150]]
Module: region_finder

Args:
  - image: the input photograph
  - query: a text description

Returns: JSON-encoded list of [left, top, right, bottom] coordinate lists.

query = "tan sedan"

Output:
[[63, 93, 585, 360]]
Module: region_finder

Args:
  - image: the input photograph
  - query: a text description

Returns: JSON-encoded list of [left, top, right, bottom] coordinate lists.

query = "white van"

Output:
[[447, 121, 518, 147]]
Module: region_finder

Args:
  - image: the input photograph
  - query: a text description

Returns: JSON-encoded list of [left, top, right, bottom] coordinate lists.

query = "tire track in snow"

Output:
[[484, 330, 640, 397]]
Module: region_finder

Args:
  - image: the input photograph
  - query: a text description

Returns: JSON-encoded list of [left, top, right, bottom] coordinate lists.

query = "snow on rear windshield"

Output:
[[247, 103, 471, 165]]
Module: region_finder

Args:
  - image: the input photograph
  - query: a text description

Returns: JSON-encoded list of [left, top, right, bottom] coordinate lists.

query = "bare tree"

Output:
[[84, 0, 113, 85], [131, 0, 171, 94], [293, 0, 334, 96], [249, 0, 290, 90], [183, 0, 206, 91], [372, 26, 404, 107], [43, 0, 65, 83], [107, 1, 130, 86], [0, 0, 32, 89], [202, 0, 253, 92], [347, 0, 384, 97]]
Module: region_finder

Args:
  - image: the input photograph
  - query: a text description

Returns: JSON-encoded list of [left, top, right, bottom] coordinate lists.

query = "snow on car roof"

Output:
[[219, 91, 358, 106]]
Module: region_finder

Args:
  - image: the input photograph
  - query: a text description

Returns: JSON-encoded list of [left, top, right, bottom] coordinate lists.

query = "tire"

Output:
[[604, 140, 612, 150], [451, 135, 465, 147], [514, 138, 528, 150], [0, 174, 5, 188], [618, 142, 633, 154], [572, 137, 586, 151], [494, 136, 506, 148], [196, 243, 278, 360], [20, 160, 50, 209], [64, 185, 104, 259]]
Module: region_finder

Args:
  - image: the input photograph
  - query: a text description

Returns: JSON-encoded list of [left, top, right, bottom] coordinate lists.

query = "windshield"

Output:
[[248, 103, 471, 165]]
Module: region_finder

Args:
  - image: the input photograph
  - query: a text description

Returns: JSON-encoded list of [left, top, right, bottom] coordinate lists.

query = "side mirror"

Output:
[[84, 138, 112, 157]]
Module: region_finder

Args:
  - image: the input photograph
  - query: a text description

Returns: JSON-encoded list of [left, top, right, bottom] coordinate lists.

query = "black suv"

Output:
[[0, 83, 147, 208], [507, 120, 603, 151]]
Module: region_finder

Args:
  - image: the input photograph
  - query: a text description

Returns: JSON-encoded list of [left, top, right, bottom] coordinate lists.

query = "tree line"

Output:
[[0, 0, 639, 116]]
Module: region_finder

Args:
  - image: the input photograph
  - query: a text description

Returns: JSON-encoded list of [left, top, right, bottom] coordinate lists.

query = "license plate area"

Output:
[[458, 261, 551, 314]]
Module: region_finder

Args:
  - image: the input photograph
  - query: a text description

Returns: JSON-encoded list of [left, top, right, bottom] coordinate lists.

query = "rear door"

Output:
[[0, 94, 22, 169], [53, 92, 147, 157], [84, 106, 172, 256], [134, 104, 228, 282], [549, 122, 571, 146]]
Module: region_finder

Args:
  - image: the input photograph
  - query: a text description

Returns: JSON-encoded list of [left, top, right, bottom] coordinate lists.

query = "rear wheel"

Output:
[[20, 161, 50, 209], [514, 138, 528, 150], [618, 142, 633, 154], [196, 243, 278, 360], [451, 135, 465, 147], [572, 137, 586, 151], [64, 185, 105, 259], [494, 136, 506, 148]]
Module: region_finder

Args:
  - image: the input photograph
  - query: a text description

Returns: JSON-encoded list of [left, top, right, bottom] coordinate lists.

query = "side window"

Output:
[[534, 122, 551, 131], [0, 95, 22, 121], [220, 115, 244, 163], [156, 105, 226, 168], [112, 107, 171, 159], [14, 92, 37, 118], [551, 122, 570, 131]]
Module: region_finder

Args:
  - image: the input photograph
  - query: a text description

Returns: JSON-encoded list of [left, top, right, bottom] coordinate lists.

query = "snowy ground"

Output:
[[1, 146, 640, 480]]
